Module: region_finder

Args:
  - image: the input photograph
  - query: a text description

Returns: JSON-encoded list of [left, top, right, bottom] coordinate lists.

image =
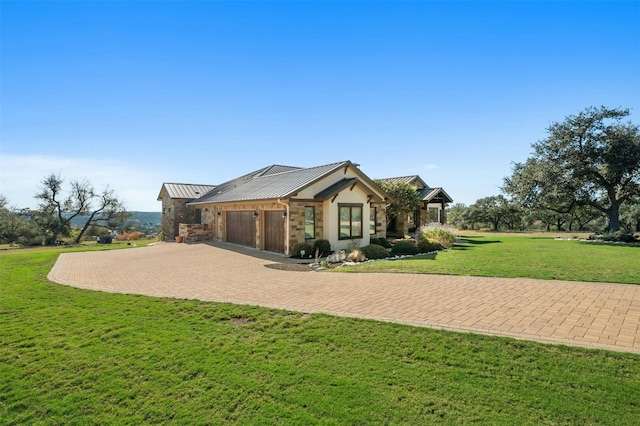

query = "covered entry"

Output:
[[225, 211, 256, 247], [263, 211, 285, 253]]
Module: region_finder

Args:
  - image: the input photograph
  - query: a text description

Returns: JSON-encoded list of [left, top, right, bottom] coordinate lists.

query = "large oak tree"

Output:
[[504, 106, 640, 232]]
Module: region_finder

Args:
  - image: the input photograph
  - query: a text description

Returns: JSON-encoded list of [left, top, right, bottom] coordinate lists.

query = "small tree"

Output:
[[0, 195, 39, 244], [446, 203, 469, 229], [35, 174, 129, 244], [374, 180, 420, 227]]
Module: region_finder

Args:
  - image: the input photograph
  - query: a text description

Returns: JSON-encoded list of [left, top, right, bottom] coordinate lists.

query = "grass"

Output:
[[2, 246, 640, 424], [342, 234, 640, 284]]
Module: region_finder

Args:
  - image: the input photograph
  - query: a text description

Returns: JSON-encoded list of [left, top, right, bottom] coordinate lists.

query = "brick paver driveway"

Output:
[[48, 242, 640, 354]]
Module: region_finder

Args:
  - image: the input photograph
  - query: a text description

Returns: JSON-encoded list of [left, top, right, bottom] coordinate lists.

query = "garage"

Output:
[[225, 211, 256, 248]]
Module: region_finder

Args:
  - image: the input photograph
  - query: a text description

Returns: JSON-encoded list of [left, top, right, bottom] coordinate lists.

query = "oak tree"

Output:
[[504, 106, 640, 232]]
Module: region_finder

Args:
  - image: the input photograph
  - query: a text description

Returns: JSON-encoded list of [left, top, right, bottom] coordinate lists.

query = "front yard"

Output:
[[339, 234, 640, 284], [1, 242, 639, 424]]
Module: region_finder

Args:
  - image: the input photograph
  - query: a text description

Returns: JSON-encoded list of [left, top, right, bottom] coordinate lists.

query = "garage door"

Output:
[[225, 211, 256, 247], [264, 211, 285, 253]]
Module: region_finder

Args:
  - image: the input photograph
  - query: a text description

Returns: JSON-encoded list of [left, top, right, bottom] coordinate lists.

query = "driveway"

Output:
[[48, 241, 640, 354]]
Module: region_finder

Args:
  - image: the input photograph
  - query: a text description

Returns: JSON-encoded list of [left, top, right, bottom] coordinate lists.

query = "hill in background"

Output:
[[67, 211, 161, 233]]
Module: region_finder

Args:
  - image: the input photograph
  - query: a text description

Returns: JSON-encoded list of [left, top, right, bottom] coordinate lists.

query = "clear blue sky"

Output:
[[1, 1, 639, 211]]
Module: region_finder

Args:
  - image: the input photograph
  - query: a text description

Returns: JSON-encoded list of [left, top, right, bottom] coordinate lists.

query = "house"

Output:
[[377, 175, 453, 236], [157, 183, 216, 239], [159, 161, 391, 255]]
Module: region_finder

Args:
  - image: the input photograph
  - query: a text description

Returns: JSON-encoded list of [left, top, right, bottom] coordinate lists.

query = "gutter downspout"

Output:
[[277, 199, 290, 255]]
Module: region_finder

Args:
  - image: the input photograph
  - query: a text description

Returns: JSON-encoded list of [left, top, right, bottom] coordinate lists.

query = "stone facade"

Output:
[[179, 223, 213, 241], [370, 201, 387, 238], [160, 194, 198, 240], [288, 201, 323, 248]]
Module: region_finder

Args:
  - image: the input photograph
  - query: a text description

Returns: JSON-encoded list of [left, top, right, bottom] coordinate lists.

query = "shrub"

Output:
[[346, 249, 366, 262], [417, 238, 442, 253], [377, 237, 391, 248], [417, 225, 456, 249], [390, 240, 418, 256], [313, 239, 331, 257], [347, 239, 362, 253], [291, 242, 314, 258], [98, 235, 113, 244], [117, 231, 141, 241], [361, 244, 389, 260], [369, 237, 381, 246], [588, 231, 637, 243]]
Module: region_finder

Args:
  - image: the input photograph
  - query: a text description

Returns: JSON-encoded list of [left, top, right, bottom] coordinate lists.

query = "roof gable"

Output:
[[314, 178, 387, 203], [418, 187, 453, 203]]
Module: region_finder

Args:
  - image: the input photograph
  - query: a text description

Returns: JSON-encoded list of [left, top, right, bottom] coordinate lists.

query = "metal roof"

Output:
[[189, 161, 353, 204], [158, 183, 217, 200], [377, 175, 428, 188], [418, 187, 453, 203]]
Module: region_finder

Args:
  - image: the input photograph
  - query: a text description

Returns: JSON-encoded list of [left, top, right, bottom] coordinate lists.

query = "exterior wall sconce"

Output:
[[253, 210, 259, 218], [217, 210, 221, 217], [282, 211, 287, 219]]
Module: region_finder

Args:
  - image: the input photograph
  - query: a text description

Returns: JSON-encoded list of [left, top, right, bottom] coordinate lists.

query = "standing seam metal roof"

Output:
[[189, 161, 351, 204], [377, 175, 428, 188], [417, 187, 454, 203], [159, 183, 217, 200]]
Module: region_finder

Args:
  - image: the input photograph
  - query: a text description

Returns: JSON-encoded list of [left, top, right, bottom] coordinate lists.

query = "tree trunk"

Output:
[[606, 201, 623, 232], [75, 212, 97, 244]]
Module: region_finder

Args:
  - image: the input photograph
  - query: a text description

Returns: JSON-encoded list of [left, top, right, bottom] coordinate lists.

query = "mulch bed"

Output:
[[264, 263, 315, 272]]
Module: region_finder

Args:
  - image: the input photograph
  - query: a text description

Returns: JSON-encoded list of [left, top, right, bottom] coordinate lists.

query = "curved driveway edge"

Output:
[[48, 242, 640, 354]]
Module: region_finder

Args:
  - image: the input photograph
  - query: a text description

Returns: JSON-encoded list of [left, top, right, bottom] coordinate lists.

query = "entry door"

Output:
[[264, 211, 285, 253], [226, 211, 256, 247]]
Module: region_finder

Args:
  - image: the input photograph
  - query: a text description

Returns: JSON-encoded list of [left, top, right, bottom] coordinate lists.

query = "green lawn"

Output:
[[343, 235, 640, 284], [1, 246, 639, 424]]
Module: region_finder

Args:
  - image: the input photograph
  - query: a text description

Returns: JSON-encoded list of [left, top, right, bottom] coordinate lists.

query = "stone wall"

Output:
[[179, 223, 213, 241], [160, 195, 196, 240], [371, 202, 387, 238], [288, 201, 323, 248]]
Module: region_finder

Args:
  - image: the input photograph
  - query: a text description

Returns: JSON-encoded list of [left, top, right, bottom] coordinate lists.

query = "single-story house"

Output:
[[377, 175, 453, 235], [158, 162, 453, 255], [159, 160, 391, 255]]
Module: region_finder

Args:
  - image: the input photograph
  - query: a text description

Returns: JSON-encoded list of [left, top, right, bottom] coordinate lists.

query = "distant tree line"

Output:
[[449, 106, 640, 236]]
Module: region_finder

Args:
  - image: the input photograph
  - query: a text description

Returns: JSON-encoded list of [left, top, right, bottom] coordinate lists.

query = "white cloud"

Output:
[[0, 153, 163, 211]]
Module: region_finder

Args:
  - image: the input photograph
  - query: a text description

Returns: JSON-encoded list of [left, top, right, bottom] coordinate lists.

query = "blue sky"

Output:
[[1, 1, 639, 212]]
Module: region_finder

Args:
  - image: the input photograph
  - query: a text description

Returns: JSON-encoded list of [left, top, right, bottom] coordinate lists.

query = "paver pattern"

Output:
[[48, 242, 640, 354]]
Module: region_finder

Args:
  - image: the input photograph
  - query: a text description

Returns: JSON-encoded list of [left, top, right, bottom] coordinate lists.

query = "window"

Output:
[[339, 204, 363, 239], [429, 207, 439, 223], [305, 206, 315, 240], [195, 209, 202, 224], [369, 207, 377, 235]]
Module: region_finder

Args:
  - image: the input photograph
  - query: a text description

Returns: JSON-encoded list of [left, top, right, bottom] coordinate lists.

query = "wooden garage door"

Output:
[[226, 211, 256, 247], [264, 211, 285, 253]]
